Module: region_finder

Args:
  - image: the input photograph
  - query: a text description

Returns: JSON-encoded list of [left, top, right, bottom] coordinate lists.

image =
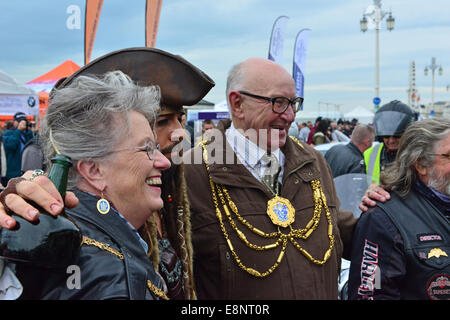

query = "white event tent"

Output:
[[343, 106, 374, 124], [0, 70, 39, 117]]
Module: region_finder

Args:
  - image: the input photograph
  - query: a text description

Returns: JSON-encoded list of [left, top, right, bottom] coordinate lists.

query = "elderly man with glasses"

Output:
[[349, 118, 450, 300], [183, 57, 357, 299]]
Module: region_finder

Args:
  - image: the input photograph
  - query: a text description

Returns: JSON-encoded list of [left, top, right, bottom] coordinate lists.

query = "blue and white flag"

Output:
[[293, 28, 311, 104], [268, 16, 289, 65]]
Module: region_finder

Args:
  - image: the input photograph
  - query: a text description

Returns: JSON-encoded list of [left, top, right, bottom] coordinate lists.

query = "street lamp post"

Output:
[[360, 0, 395, 113], [424, 57, 443, 117]]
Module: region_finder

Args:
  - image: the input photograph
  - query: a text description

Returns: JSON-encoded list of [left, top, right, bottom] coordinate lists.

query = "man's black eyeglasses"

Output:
[[239, 91, 304, 114]]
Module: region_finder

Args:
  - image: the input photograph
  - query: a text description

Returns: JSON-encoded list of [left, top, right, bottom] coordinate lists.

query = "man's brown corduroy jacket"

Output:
[[184, 119, 357, 300]]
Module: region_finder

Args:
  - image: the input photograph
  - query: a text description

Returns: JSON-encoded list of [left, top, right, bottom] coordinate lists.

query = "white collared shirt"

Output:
[[225, 122, 285, 184]]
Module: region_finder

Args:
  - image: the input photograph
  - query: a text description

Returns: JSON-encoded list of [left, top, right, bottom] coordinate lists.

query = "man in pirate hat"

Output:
[[0, 47, 214, 300]]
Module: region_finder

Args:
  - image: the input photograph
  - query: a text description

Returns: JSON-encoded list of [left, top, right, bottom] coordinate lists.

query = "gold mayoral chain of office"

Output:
[[201, 136, 335, 278]]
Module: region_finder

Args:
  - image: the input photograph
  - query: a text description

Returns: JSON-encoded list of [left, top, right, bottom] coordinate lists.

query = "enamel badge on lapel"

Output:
[[427, 248, 448, 259]]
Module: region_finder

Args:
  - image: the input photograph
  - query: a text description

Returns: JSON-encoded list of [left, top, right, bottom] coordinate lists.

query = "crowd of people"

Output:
[[0, 47, 448, 301], [0, 113, 42, 189], [292, 117, 359, 146]]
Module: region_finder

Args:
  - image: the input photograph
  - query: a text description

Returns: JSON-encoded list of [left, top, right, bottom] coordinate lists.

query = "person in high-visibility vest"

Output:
[[364, 100, 416, 184]]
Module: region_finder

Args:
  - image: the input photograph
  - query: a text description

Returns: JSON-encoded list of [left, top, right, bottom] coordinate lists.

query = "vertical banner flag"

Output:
[[293, 28, 311, 107], [84, 0, 104, 65], [146, 0, 163, 47], [268, 16, 289, 65]]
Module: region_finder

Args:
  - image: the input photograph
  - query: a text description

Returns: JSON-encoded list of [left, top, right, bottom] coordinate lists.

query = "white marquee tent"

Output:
[[295, 110, 343, 123], [0, 70, 39, 116], [343, 106, 374, 124]]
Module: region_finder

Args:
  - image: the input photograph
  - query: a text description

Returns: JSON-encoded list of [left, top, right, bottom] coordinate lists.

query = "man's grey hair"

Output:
[[225, 61, 247, 113], [380, 118, 450, 196], [351, 124, 375, 145], [41, 70, 161, 189]]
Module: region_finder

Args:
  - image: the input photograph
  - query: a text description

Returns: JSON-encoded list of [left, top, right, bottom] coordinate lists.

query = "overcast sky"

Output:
[[1, 0, 449, 115]]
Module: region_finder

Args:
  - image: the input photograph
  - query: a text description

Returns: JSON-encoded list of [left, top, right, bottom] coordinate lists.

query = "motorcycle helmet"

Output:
[[374, 100, 415, 141]]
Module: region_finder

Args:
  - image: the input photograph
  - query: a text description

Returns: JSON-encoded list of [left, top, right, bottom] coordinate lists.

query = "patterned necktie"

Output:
[[260, 153, 280, 193]]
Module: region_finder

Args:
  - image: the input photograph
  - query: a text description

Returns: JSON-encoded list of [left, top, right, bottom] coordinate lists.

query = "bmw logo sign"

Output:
[[28, 96, 36, 107]]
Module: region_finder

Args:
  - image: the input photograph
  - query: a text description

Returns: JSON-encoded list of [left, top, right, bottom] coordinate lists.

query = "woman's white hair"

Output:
[[41, 70, 161, 189]]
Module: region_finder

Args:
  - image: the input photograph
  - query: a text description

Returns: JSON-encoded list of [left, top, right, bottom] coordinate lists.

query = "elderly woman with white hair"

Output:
[[1, 71, 171, 299]]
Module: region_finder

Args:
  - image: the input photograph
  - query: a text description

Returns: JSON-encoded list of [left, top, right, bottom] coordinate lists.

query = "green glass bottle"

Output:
[[0, 154, 82, 268]]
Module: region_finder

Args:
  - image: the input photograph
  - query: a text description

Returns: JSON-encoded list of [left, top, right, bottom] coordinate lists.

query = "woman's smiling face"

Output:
[[102, 111, 170, 228]]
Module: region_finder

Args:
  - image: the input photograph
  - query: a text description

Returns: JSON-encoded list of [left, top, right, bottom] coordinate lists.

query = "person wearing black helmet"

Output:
[[363, 100, 415, 184]]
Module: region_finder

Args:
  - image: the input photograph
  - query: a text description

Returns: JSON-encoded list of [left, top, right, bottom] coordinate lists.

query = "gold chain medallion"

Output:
[[201, 137, 334, 278], [267, 196, 295, 228]]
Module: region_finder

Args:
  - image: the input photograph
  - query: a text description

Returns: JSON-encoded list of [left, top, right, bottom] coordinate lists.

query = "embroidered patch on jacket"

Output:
[[427, 274, 450, 300], [427, 248, 448, 259], [357, 239, 380, 299], [417, 233, 443, 243], [418, 251, 428, 260]]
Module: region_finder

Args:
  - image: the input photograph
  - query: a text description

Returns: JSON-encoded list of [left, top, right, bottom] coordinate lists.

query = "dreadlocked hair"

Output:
[[148, 161, 196, 300], [175, 163, 196, 300], [139, 213, 160, 270]]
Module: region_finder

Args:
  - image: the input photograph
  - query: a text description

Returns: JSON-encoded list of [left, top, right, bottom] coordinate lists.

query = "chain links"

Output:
[[201, 137, 335, 278], [82, 236, 169, 300], [147, 280, 169, 300], [82, 236, 124, 260]]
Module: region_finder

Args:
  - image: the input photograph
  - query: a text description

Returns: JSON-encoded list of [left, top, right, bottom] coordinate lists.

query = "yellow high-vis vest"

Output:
[[363, 143, 384, 185]]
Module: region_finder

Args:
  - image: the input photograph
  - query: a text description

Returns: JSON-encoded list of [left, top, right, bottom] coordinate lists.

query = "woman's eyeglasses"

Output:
[[113, 140, 161, 161]]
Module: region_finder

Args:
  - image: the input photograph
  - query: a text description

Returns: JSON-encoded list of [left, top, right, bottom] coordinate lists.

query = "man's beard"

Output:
[[427, 166, 450, 196], [160, 141, 183, 195], [160, 159, 177, 199], [160, 140, 181, 156]]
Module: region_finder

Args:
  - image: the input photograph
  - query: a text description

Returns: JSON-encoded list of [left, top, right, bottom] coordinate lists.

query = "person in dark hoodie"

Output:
[[2, 112, 33, 183], [325, 124, 375, 178], [21, 132, 45, 174]]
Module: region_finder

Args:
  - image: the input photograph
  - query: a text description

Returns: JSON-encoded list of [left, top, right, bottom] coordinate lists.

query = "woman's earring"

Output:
[[97, 191, 110, 215]]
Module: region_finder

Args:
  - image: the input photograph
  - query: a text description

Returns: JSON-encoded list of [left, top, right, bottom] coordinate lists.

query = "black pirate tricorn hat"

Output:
[[55, 47, 215, 110]]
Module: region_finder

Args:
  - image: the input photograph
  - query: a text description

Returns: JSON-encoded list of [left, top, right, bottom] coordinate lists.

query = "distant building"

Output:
[[420, 101, 450, 119], [443, 103, 450, 119]]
